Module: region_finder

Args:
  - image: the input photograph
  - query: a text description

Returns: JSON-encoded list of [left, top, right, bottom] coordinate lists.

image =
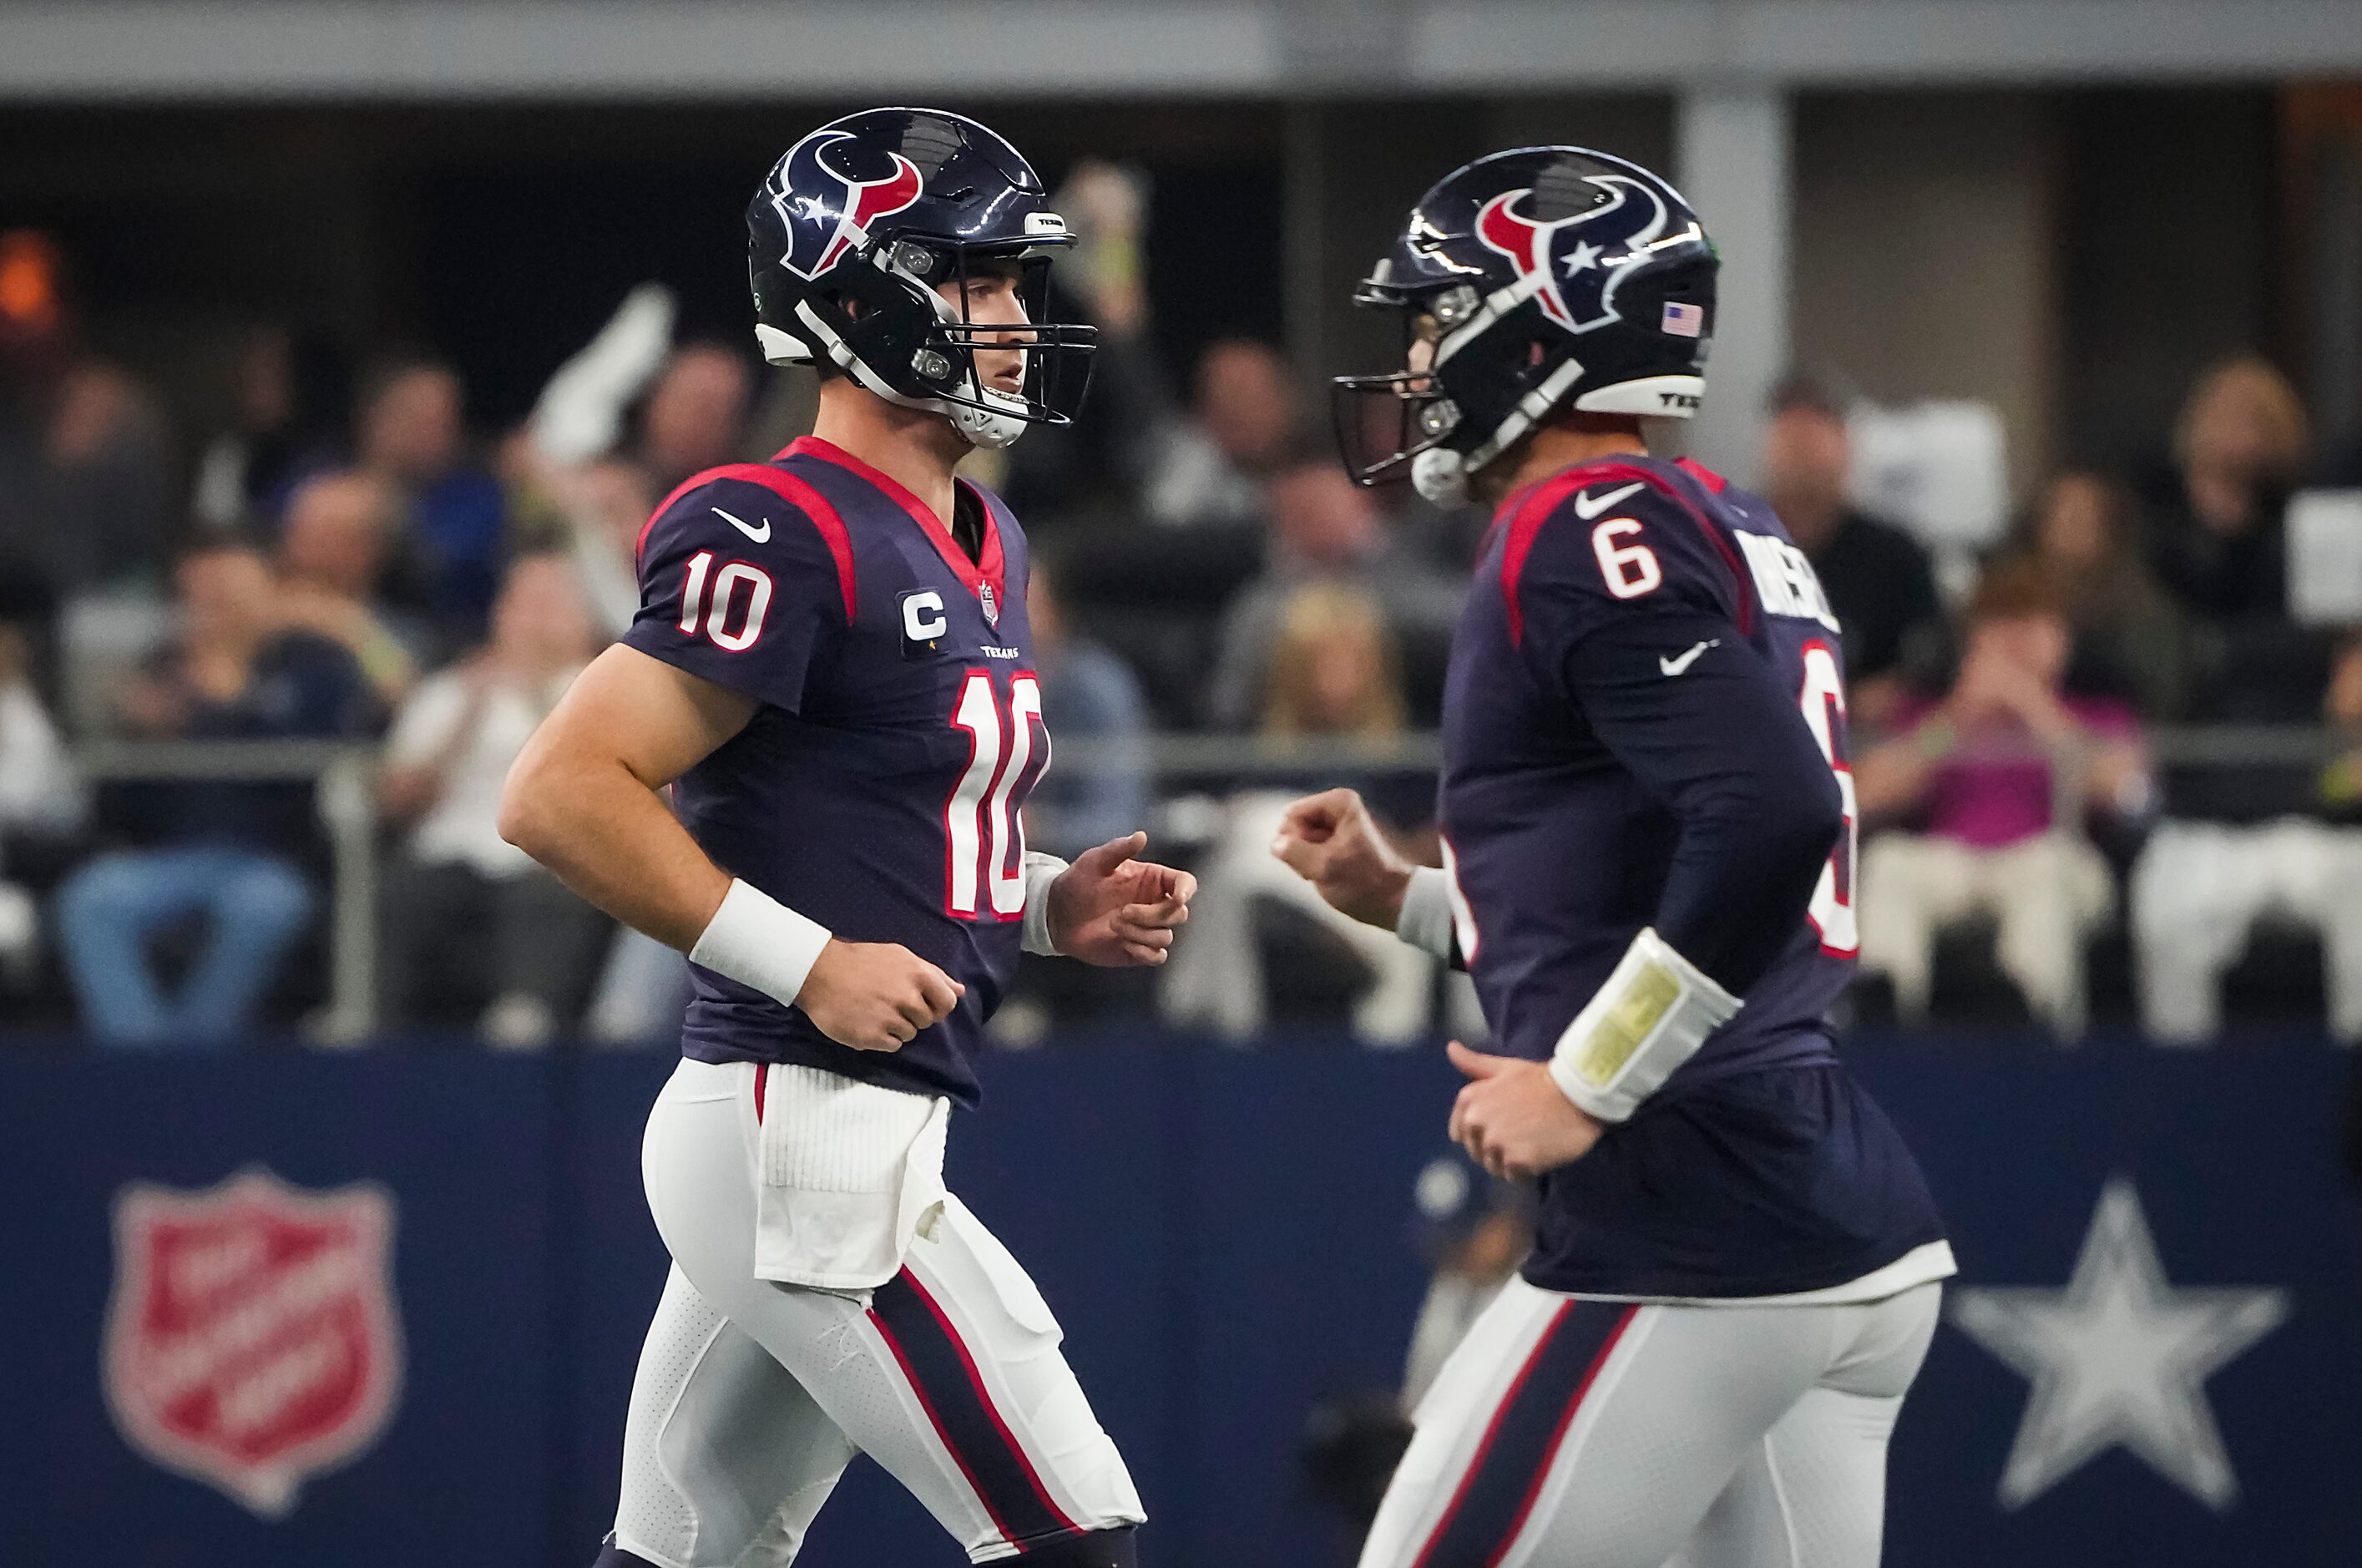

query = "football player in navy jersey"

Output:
[[501, 109, 1187, 1568], [1275, 148, 1954, 1567]]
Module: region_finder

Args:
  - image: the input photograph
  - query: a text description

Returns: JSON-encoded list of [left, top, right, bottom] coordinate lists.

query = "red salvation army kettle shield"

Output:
[[101, 1167, 404, 1517]]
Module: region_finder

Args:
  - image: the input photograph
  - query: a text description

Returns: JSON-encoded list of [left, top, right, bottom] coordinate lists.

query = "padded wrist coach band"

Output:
[[1546, 926, 1742, 1123]]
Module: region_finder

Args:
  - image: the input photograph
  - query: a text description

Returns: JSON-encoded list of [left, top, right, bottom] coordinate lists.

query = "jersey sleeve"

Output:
[[623, 473, 851, 712], [1511, 483, 1842, 995]]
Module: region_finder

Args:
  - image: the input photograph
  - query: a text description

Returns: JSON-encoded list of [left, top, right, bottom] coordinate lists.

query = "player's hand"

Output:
[[1047, 832, 1196, 967], [1445, 1040, 1603, 1180], [1270, 787, 1416, 931], [796, 939, 964, 1052]]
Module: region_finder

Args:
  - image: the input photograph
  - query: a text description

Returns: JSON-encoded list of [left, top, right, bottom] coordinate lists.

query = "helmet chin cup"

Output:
[[952, 394, 1029, 450], [1413, 448, 1471, 508]]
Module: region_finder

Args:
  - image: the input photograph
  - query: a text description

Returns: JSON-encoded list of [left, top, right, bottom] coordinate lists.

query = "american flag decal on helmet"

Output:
[[1661, 301, 1705, 337]]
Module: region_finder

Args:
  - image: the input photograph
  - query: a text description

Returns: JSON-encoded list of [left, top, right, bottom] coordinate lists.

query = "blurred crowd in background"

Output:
[[6, 154, 2362, 1054]]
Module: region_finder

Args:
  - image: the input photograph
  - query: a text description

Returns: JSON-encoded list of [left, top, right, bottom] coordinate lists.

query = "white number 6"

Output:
[[1591, 518, 1662, 599]]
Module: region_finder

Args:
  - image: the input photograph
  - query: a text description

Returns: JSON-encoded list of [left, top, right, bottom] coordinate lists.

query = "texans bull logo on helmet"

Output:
[[765, 129, 925, 281], [1474, 174, 1702, 335]]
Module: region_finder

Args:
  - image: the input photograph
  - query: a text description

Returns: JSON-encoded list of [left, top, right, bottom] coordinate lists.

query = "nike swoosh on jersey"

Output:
[[714, 505, 771, 544], [1658, 639, 1719, 676], [1571, 481, 1646, 520]]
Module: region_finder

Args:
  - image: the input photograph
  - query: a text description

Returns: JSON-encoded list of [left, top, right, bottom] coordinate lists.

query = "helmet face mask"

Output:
[[1331, 146, 1717, 496], [748, 109, 1097, 448], [1331, 307, 1464, 488]]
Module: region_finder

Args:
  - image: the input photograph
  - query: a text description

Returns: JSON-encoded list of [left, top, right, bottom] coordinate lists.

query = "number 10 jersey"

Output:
[[624, 435, 1046, 1106]]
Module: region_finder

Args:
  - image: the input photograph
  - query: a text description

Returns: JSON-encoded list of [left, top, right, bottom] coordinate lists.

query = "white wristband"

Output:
[[1395, 865, 1457, 959], [1546, 927, 1742, 1123], [688, 878, 833, 1009], [1021, 852, 1070, 957]]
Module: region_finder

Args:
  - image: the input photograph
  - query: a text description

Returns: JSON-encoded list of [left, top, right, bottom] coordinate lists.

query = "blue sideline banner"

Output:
[[2, 1035, 2354, 1566]]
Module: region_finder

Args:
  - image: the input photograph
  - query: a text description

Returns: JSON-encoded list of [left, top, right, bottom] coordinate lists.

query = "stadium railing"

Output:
[[66, 726, 2354, 1039]]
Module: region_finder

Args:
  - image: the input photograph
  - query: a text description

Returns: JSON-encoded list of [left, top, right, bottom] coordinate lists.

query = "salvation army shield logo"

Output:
[[102, 1169, 402, 1517]]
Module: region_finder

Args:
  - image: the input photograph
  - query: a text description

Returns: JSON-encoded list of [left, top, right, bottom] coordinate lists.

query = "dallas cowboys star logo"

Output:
[[1949, 1178, 2286, 1511]]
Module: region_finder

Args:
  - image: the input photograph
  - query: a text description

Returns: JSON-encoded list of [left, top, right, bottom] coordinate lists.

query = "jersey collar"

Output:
[[781, 436, 1006, 609]]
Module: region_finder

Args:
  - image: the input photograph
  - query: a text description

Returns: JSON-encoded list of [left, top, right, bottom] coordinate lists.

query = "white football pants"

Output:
[[1358, 1277, 1941, 1568], [610, 1060, 1143, 1566]]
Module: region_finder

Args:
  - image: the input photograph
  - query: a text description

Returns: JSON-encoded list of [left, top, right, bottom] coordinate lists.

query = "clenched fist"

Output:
[[1270, 787, 1416, 931], [796, 939, 964, 1052]]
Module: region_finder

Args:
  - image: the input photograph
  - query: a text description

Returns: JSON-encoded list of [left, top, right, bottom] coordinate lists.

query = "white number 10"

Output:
[[678, 551, 773, 652], [944, 670, 1047, 919]]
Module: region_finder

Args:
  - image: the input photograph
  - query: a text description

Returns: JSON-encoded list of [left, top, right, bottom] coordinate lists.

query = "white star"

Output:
[[792, 194, 834, 223], [1560, 240, 1602, 277], [1949, 1178, 2286, 1512]]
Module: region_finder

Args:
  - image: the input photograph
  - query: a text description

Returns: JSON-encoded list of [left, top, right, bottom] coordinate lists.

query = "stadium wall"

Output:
[[3, 1034, 2353, 1565]]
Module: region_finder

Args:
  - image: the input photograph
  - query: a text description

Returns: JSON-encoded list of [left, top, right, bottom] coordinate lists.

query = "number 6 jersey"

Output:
[[1441, 453, 1951, 1301], [625, 435, 1048, 1106]]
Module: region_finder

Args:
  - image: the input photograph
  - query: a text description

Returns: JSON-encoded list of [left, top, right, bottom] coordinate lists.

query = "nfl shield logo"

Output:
[[102, 1168, 402, 1517], [979, 580, 1000, 627]]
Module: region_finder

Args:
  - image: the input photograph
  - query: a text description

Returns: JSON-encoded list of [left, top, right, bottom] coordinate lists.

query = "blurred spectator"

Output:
[[56, 540, 374, 1046], [0, 624, 78, 836], [1401, 1153, 1529, 1409], [0, 231, 174, 601], [276, 470, 421, 712], [1141, 338, 1300, 528], [552, 456, 659, 638], [0, 367, 174, 600], [1854, 562, 2150, 1036], [2140, 356, 2309, 625], [355, 354, 507, 636], [1206, 463, 1462, 731], [377, 553, 607, 1047], [999, 159, 1166, 521], [1761, 375, 1946, 727], [1262, 579, 1409, 739], [2001, 471, 2188, 717], [0, 622, 80, 981], [1026, 559, 1150, 859], [1164, 582, 1439, 1043], [190, 323, 328, 534], [637, 343, 754, 492], [2132, 635, 2362, 1044]]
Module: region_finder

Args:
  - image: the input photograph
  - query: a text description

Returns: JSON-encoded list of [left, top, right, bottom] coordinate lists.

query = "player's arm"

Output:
[[500, 478, 963, 1053]]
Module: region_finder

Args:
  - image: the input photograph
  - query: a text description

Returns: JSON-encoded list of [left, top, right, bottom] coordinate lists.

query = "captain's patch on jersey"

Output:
[[900, 589, 949, 655]]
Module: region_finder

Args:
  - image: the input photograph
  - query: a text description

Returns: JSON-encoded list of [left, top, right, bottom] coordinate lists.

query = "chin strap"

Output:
[[765, 251, 1034, 451]]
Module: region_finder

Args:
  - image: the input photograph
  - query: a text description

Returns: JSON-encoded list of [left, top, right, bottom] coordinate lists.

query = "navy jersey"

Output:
[[1439, 453, 1945, 1297], [625, 436, 1048, 1107]]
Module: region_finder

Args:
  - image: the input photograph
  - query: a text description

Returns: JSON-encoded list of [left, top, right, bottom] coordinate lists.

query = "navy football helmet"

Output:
[[747, 107, 1094, 449], [1333, 146, 1717, 503]]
